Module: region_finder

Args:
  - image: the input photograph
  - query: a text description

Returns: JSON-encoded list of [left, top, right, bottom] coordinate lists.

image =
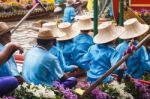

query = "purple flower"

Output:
[[134, 80, 150, 99], [2, 96, 16, 99], [63, 88, 77, 99], [53, 81, 77, 99], [91, 87, 111, 99]]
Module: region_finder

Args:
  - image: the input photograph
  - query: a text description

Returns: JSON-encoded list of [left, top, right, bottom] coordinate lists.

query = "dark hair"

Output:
[[37, 39, 55, 46], [81, 30, 90, 33]]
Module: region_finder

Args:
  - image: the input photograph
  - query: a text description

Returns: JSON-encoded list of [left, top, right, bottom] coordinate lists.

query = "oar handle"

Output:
[[11, 3, 39, 33], [81, 33, 150, 98]]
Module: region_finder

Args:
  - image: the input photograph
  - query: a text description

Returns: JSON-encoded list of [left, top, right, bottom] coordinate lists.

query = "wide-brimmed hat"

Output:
[[37, 29, 56, 40], [73, 15, 93, 31], [94, 21, 124, 44], [42, 22, 66, 38], [0, 22, 14, 36], [57, 22, 79, 41], [119, 18, 149, 39]]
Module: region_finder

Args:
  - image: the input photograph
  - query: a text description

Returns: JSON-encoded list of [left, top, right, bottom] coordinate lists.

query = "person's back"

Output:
[[116, 41, 150, 79], [50, 45, 75, 72], [57, 40, 75, 65], [23, 46, 64, 86], [81, 44, 119, 83], [73, 33, 93, 67]]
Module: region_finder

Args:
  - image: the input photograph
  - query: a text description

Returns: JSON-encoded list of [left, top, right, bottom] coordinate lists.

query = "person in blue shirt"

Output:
[[0, 22, 24, 95], [79, 21, 123, 83], [63, 0, 76, 23], [73, 15, 93, 70], [41, 22, 78, 72], [22, 30, 77, 87], [116, 18, 150, 79], [55, 0, 64, 5], [0, 22, 21, 78], [57, 22, 79, 66]]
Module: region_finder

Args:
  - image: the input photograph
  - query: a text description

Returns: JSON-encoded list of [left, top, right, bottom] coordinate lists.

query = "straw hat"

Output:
[[94, 21, 124, 44], [42, 22, 66, 38], [66, 0, 74, 6], [57, 22, 79, 41], [73, 15, 93, 31], [37, 29, 56, 40], [0, 22, 14, 36], [119, 18, 149, 39]]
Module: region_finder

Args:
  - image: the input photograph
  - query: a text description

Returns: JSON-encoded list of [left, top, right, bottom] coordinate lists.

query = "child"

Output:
[[57, 22, 79, 66], [42, 22, 77, 72], [116, 18, 150, 79], [73, 15, 93, 70], [63, 0, 76, 23], [80, 21, 123, 83]]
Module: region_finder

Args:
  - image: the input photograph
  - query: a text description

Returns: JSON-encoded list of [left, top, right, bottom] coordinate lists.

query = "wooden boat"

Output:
[[0, 3, 55, 22]]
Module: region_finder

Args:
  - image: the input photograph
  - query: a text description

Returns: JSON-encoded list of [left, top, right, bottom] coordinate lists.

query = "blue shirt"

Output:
[[22, 46, 64, 86], [57, 40, 75, 66], [55, 0, 64, 4], [63, 6, 76, 23], [79, 44, 120, 83], [0, 44, 19, 77], [116, 41, 150, 79], [49, 46, 74, 72], [73, 34, 93, 69]]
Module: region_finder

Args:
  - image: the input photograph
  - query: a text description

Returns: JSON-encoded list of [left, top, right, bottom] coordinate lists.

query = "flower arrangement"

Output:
[[1, 77, 150, 99], [0, 2, 54, 21], [12, 82, 56, 99], [134, 9, 150, 24]]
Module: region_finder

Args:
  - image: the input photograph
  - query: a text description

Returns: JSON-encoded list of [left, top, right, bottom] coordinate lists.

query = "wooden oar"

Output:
[[81, 33, 150, 98], [11, 0, 47, 33]]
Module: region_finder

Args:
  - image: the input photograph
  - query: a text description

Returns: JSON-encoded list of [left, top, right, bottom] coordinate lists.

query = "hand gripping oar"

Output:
[[11, 0, 47, 33], [81, 33, 150, 98]]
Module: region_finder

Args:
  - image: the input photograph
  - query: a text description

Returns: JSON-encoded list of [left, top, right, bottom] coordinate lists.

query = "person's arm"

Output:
[[0, 43, 23, 65], [140, 46, 150, 72]]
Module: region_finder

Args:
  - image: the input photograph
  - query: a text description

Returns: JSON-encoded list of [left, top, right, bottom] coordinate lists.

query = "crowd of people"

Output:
[[0, 0, 150, 96]]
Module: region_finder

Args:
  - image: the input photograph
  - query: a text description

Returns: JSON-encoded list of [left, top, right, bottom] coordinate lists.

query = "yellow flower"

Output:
[[74, 88, 85, 95]]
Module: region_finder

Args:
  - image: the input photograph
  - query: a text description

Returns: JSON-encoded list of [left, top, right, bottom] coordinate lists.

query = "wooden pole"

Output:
[[94, 0, 98, 36], [119, 0, 124, 26], [11, 3, 39, 33], [81, 33, 150, 98]]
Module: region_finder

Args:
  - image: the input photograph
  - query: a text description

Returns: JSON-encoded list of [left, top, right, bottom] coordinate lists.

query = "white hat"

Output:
[[57, 22, 79, 41], [73, 15, 93, 31], [94, 21, 124, 44], [119, 18, 149, 39], [0, 22, 14, 35], [54, 6, 62, 13], [41, 22, 66, 38]]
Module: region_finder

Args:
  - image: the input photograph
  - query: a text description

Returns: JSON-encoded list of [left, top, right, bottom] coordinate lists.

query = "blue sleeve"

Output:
[[9, 56, 19, 76], [58, 50, 74, 72], [46, 55, 64, 80], [110, 51, 122, 74], [78, 47, 92, 70], [140, 46, 150, 72]]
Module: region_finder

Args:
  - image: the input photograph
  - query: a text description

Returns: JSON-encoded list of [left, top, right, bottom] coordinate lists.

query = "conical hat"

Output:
[[73, 15, 93, 31], [94, 21, 124, 44], [119, 18, 149, 39], [42, 22, 66, 38], [57, 22, 79, 41]]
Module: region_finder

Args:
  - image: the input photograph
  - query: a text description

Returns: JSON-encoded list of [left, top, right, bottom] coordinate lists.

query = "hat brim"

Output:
[[0, 26, 14, 36], [36, 37, 57, 40], [56, 31, 79, 41], [73, 22, 93, 31], [119, 24, 149, 39], [94, 26, 124, 44]]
